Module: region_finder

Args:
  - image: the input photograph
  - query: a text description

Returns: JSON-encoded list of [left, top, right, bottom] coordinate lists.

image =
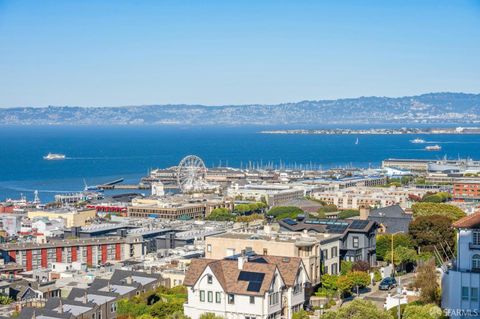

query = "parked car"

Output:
[[379, 277, 397, 290]]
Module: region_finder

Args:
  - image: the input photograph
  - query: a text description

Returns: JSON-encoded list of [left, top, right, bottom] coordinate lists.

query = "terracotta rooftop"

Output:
[[453, 211, 480, 229], [183, 255, 304, 296]]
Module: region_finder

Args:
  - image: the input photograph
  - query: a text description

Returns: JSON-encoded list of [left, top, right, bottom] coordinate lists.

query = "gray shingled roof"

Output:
[[368, 205, 412, 234]]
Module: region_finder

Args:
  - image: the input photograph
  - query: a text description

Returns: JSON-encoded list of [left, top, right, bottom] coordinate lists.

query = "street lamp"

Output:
[[396, 277, 402, 319]]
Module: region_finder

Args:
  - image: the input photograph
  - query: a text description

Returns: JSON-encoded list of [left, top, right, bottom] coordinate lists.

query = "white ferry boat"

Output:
[[410, 138, 426, 144], [425, 145, 441, 151], [43, 153, 66, 160]]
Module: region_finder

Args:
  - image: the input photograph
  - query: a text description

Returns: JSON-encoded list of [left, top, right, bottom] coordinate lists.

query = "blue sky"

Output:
[[0, 0, 479, 107]]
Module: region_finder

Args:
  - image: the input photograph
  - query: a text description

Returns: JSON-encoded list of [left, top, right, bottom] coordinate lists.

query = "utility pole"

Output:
[[397, 277, 402, 319]]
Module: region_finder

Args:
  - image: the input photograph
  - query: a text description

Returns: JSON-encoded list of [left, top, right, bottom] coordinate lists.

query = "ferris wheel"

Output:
[[177, 155, 208, 193]]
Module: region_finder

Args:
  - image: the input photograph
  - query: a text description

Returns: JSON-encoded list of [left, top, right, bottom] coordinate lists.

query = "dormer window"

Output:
[[207, 275, 213, 284]]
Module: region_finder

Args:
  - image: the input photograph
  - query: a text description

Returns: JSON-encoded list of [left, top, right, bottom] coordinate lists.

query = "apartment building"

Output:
[[442, 212, 480, 318], [227, 183, 305, 206], [205, 229, 341, 286], [27, 209, 96, 228], [0, 214, 22, 236], [278, 218, 378, 266], [453, 182, 480, 202], [128, 195, 233, 220], [183, 255, 309, 319], [0, 236, 144, 270], [311, 186, 428, 210]]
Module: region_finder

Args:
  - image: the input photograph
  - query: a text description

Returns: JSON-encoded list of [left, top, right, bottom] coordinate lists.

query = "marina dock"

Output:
[[98, 184, 178, 190]]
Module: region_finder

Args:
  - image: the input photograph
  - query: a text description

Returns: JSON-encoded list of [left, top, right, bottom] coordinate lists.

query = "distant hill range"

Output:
[[1, 92, 479, 125]]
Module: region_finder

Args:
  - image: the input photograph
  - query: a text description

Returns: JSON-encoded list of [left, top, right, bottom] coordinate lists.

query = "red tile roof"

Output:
[[453, 211, 480, 229]]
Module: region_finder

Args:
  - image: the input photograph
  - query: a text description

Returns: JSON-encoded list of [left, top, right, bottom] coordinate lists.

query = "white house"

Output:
[[442, 212, 480, 319], [183, 255, 310, 319]]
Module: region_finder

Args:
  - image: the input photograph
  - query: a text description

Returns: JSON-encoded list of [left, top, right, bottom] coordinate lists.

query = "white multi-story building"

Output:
[[227, 183, 305, 206], [442, 212, 480, 319], [183, 255, 309, 319], [311, 186, 429, 210]]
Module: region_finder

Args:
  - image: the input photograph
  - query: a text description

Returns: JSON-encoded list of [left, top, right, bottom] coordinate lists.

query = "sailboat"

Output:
[[355, 138, 359, 145]]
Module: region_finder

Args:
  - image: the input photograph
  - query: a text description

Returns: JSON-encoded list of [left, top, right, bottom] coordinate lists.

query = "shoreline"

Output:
[[259, 127, 480, 135]]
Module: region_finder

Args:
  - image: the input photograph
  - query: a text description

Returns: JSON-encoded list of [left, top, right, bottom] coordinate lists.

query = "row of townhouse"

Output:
[[11, 269, 165, 319], [0, 236, 144, 270]]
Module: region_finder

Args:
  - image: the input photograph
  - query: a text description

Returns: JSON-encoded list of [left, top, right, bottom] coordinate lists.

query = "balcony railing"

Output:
[[469, 243, 480, 250]]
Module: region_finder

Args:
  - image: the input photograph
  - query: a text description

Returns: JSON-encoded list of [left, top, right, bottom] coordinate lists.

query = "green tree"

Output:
[[323, 299, 393, 319], [267, 206, 304, 220], [403, 303, 444, 319], [421, 192, 451, 203], [376, 233, 414, 261], [236, 213, 264, 223], [320, 274, 338, 291], [292, 310, 310, 319], [149, 300, 184, 318], [337, 209, 360, 219], [409, 215, 455, 254], [166, 312, 191, 319], [340, 260, 353, 275], [248, 202, 267, 212], [206, 208, 235, 221], [396, 246, 417, 263], [316, 273, 339, 297], [385, 246, 418, 271], [199, 314, 225, 319], [117, 285, 188, 318], [415, 259, 441, 304], [422, 194, 442, 203], [318, 204, 338, 213], [411, 202, 466, 221], [234, 204, 251, 214], [316, 209, 327, 219], [352, 260, 370, 272], [117, 299, 149, 317], [347, 271, 370, 294], [0, 296, 13, 305], [336, 274, 354, 296]]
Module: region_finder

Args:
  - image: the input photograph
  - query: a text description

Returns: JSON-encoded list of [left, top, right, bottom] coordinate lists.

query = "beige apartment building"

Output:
[[205, 229, 341, 287], [128, 195, 233, 220], [227, 183, 305, 206], [27, 209, 96, 228], [312, 186, 429, 210]]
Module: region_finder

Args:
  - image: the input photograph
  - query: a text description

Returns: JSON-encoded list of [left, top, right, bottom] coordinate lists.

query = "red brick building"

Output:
[[453, 182, 480, 202], [0, 237, 144, 271]]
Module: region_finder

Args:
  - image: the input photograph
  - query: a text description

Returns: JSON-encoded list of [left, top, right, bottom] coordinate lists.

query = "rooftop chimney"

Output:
[[359, 206, 370, 220], [238, 250, 246, 270]]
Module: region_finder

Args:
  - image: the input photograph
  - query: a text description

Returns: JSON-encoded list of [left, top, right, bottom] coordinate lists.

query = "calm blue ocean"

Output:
[[1, 125, 480, 202]]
